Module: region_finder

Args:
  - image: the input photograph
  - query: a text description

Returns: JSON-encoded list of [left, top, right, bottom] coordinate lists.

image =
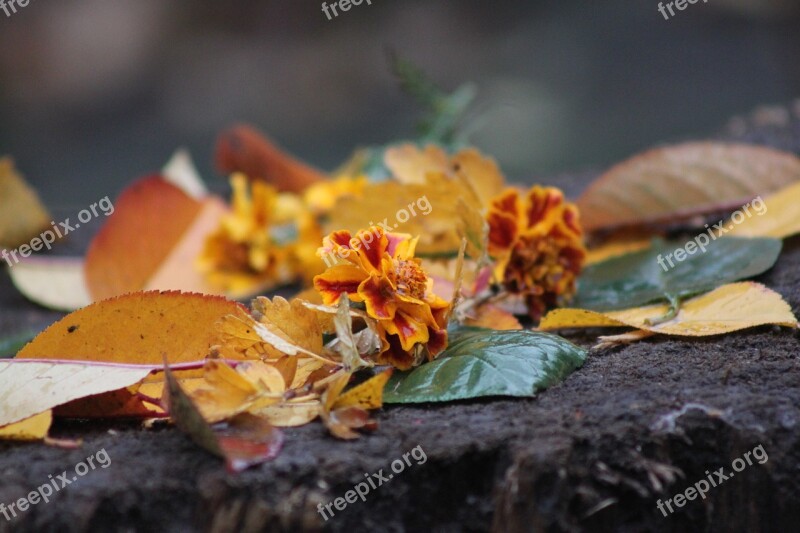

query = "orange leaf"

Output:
[[17, 291, 248, 366], [84, 176, 205, 300]]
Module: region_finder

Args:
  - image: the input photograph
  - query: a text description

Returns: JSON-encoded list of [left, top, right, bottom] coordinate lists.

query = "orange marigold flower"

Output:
[[486, 186, 587, 320], [313, 227, 450, 370]]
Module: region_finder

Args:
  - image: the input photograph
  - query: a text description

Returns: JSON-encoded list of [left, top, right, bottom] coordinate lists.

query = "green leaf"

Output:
[[575, 236, 782, 312], [383, 327, 586, 403]]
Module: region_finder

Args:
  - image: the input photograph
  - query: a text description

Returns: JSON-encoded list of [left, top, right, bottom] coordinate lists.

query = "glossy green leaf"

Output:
[[575, 236, 782, 312], [383, 327, 586, 403]]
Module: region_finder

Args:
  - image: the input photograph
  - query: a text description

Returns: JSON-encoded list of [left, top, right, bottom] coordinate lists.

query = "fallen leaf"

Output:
[[162, 149, 208, 200], [17, 291, 248, 365], [0, 157, 52, 249], [332, 369, 393, 410], [84, 176, 231, 300], [577, 142, 800, 234], [384, 143, 449, 184], [464, 304, 523, 331], [0, 360, 153, 427], [257, 402, 321, 427], [540, 282, 798, 336], [8, 257, 91, 311], [163, 360, 284, 472], [218, 296, 329, 365], [0, 411, 52, 441], [331, 294, 373, 371], [384, 326, 586, 403], [574, 236, 781, 312], [585, 238, 652, 265], [327, 172, 484, 255], [191, 360, 284, 423], [726, 181, 800, 239]]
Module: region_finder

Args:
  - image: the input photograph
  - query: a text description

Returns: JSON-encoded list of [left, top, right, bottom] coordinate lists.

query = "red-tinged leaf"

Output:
[[215, 124, 326, 193], [84, 175, 204, 300], [162, 359, 283, 472], [216, 414, 285, 473]]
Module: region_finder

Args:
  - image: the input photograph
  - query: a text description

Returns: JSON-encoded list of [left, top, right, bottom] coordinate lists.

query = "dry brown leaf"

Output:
[[577, 142, 800, 234], [0, 157, 52, 249], [163, 360, 283, 472]]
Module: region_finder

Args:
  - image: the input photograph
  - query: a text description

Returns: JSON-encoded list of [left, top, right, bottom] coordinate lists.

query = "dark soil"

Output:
[[2, 105, 800, 533]]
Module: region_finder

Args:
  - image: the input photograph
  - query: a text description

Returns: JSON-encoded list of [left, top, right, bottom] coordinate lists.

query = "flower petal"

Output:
[[351, 227, 389, 272], [526, 186, 564, 228], [313, 265, 367, 305], [384, 309, 430, 351], [358, 275, 398, 320]]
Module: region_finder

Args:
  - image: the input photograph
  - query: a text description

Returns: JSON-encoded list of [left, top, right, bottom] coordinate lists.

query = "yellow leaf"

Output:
[[0, 411, 52, 441], [256, 402, 321, 427], [218, 296, 326, 361], [17, 291, 247, 364], [326, 172, 485, 255], [539, 282, 798, 336], [0, 157, 51, 249], [191, 360, 283, 423], [384, 144, 450, 184], [726, 182, 800, 239], [332, 369, 393, 410], [0, 360, 152, 427], [585, 238, 652, 265]]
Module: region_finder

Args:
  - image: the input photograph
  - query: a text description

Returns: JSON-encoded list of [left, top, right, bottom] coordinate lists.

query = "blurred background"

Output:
[[1, 0, 799, 206]]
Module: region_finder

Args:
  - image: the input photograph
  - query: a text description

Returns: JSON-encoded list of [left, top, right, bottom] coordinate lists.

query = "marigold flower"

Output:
[[486, 186, 586, 320], [313, 227, 449, 370], [198, 174, 299, 294]]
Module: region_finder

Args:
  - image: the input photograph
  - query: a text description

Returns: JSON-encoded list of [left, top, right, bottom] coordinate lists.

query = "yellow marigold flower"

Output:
[[198, 174, 298, 294], [303, 175, 368, 215], [313, 227, 450, 370], [486, 186, 587, 320]]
